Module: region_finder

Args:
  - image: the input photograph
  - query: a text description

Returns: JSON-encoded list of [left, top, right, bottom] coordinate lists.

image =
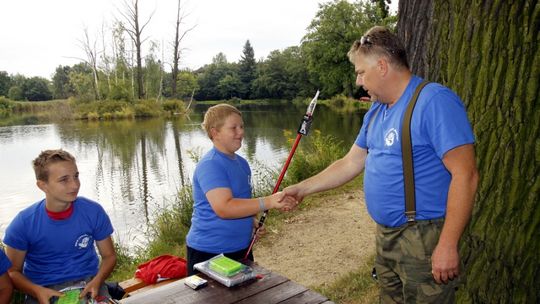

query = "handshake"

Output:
[[264, 184, 305, 212]]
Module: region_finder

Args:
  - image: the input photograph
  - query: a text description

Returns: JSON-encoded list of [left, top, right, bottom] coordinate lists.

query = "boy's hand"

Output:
[[253, 218, 266, 238], [36, 286, 63, 304], [80, 279, 100, 301]]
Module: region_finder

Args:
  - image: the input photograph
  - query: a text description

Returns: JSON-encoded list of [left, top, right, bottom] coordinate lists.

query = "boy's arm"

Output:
[[0, 272, 13, 304], [81, 236, 116, 299], [5, 246, 62, 303]]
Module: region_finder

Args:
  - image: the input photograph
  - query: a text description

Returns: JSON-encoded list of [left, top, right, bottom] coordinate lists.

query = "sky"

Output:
[[0, 0, 397, 80]]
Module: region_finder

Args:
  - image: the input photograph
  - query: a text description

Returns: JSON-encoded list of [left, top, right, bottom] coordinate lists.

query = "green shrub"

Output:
[[96, 100, 129, 115], [318, 94, 371, 112], [113, 107, 135, 119], [127, 184, 195, 264], [87, 111, 99, 120], [0, 97, 13, 117], [162, 99, 186, 114], [283, 130, 347, 186], [134, 100, 162, 117]]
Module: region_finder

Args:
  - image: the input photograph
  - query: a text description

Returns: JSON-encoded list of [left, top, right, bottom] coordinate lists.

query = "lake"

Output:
[[0, 104, 365, 247]]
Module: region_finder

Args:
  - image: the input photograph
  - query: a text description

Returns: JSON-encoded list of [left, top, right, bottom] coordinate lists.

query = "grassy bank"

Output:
[[0, 97, 187, 124]]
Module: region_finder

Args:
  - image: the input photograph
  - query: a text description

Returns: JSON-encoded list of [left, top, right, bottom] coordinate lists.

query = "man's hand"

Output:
[[282, 184, 306, 205], [269, 191, 298, 211], [431, 243, 460, 284]]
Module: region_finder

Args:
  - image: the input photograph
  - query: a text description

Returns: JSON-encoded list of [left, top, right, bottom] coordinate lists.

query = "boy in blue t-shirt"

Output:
[[3, 149, 116, 304], [185, 104, 297, 275], [0, 249, 13, 303]]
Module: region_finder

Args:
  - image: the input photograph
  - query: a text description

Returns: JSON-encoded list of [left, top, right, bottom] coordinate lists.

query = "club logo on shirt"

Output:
[[75, 234, 92, 249], [384, 128, 399, 146]]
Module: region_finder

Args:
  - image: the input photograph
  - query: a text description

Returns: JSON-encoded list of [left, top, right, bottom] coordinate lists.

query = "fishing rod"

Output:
[[244, 90, 320, 260]]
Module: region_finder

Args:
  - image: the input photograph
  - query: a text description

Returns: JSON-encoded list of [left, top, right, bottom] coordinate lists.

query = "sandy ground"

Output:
[[254, 188, 376, 288]]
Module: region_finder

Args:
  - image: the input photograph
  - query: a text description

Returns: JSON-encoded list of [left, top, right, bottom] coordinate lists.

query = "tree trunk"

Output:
[[134, 0, 145, 99], [118, 0, 152, 100], [171, 0, 195, 99], [398, 0, 539, 302]]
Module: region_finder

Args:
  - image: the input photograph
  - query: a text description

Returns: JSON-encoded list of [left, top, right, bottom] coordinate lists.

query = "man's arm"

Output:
[[432, 143, 479, 284], [5, 246, 63, 303], [0, 272, 13, 304], [284, 145, 368, 202], [81, 236, 117, 299]]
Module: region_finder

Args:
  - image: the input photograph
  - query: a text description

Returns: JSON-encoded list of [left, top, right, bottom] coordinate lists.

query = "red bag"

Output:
[[135, 254, 187, 284]]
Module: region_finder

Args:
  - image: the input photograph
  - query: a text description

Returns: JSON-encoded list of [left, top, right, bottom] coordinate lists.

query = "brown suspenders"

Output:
[[366, 80, 430, 223], [402, 80, 429, 223]]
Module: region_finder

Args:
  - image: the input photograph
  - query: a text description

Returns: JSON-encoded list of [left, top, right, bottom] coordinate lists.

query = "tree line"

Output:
[[0, 0, 395, 103]]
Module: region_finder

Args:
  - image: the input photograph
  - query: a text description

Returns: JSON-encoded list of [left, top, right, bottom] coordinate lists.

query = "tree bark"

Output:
[[398, 0, 539, 302]]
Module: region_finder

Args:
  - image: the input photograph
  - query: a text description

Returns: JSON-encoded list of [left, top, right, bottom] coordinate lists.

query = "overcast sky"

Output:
[[0, 0, 397, 79]]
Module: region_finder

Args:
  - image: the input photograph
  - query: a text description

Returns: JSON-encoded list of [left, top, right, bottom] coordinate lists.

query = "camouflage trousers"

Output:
[[374, 218, 458, 304]]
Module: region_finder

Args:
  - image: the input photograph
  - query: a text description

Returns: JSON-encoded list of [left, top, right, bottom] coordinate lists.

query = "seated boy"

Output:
[[3, 149, 116, 303], [0, 248, 13, 304]]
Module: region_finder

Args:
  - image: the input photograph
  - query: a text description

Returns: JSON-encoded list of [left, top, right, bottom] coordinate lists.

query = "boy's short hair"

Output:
[[201, 104, 242, 139], [33, 149, 76, 181], [348, 25, 409, 70]]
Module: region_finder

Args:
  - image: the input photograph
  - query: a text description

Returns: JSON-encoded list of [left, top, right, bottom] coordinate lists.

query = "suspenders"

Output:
[[402, 80, 429, 223], [366, 80, 429, 223]]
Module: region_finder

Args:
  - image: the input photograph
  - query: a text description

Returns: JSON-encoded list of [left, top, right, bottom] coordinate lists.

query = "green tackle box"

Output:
[[209, 256, 243, 277], [56, 289, 84, 304]]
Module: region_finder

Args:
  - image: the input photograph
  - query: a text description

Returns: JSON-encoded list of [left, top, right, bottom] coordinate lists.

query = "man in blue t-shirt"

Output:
[[3, 149, 116, 304], [0, 249, 13, 303], [284, 26, 479, 303]]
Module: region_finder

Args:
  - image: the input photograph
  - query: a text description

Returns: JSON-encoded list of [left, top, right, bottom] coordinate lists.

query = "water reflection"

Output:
[[0, 105, 365, 247]]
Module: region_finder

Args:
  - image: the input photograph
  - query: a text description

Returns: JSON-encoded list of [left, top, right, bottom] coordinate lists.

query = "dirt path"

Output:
[[255, 188, 376, 288]]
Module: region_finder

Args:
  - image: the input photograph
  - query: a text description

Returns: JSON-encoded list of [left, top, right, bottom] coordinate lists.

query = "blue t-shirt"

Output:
[[3, 197, 114, 286], [355, 76, 475, 227], [0, 249, 11, 275], [186, 147, 253, 253]]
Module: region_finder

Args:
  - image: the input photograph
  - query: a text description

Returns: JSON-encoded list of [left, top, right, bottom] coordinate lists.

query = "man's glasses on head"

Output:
[[360, 35, 372, 46]]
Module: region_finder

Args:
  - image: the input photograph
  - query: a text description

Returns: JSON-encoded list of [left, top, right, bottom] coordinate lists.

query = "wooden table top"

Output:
[[120, 263, 334, 304]]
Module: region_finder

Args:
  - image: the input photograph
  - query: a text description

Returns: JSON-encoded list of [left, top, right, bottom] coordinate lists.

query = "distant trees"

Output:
[[0, 71, 11, 97], [23, 77, 53, 101], [2, 0, 394, 103], [0, 73, 52, 102], [238, 40, 256, 99], [302, 0, 395, 97], [52, 66, 75, 99]]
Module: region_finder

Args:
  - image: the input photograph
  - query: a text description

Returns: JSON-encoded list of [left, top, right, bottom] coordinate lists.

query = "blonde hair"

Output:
[[347, 26, 409, 70], [33, 149, 76, 181], [201, 104, 242, 139]]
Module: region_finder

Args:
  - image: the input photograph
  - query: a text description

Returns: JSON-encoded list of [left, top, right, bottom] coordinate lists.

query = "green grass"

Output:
[[314, 254, 379, 304], [109, 186, 193, 281]]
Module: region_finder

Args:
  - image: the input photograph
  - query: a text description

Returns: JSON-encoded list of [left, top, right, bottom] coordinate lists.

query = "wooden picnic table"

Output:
[[120, 263, 334, 304]]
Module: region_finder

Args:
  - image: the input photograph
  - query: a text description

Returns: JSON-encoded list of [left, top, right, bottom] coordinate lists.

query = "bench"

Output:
[[119, 277, 181, 298]]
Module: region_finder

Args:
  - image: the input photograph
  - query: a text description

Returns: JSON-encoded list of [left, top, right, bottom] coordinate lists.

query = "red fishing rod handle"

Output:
[[244, 91, 319, 260]]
